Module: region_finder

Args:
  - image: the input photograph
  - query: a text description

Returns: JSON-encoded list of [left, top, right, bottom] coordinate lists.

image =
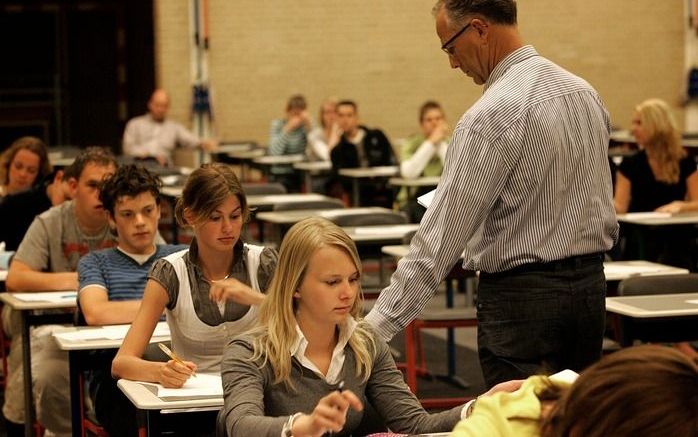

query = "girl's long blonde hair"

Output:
[[251, 217, 375, 389], [635, 98, 684, 184]]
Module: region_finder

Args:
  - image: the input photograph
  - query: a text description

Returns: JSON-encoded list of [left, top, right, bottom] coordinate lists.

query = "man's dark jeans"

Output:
[[477, 255, 606, 388]]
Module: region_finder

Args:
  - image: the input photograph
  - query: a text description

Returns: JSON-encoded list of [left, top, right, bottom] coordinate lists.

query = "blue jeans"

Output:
[[476, 255, 606, 388]]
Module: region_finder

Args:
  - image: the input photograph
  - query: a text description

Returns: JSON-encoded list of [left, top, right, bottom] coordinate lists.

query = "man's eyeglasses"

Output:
[[441, 21, 472, 55]]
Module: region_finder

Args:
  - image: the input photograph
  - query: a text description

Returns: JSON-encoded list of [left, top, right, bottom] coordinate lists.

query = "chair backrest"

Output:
[[617, 273, 698, 296], [242, 182, 287, 195], [331, 211, 407, 227], [273, 199, 345, 212]]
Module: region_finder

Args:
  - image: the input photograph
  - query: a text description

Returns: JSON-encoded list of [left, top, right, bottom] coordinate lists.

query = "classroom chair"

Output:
[[241, 182, 286, 195]]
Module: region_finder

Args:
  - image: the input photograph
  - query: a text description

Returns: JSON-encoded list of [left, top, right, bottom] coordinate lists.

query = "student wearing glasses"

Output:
[[365, 0, 618, 389]]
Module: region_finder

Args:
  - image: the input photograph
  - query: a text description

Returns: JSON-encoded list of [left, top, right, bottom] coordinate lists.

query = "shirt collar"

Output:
[[290, 316, 358, 358], [484, 45, 539, 92]]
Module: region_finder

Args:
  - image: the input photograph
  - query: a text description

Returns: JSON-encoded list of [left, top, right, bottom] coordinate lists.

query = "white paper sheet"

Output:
[[417, 189, 436, 208], [13, 291, 77, 302], [353, 225, 417, 235], [156, 373, 222, 399], [53, 322, 170, 342]]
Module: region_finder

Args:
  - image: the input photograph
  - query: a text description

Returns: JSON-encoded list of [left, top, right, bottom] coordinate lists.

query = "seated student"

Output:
[[614, 98, 698, 266], [398, 101, 449, 222], [0, 169, 71, 251], [220, 217, 466, 436], [329, 100, 395, 207], [123, 89, 218, 166], [77, 164, 186, 435], [269, 94, 311, 191], [111, 163, 278, 434], [0, 136, 51, 199], [3, 147, 117, 437], [307, 98, 340, 162], [451, 344, 697, 437]]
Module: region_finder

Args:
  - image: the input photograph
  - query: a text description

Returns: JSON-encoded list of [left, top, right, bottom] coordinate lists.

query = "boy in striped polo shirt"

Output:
[[77, 164, 185, 435]]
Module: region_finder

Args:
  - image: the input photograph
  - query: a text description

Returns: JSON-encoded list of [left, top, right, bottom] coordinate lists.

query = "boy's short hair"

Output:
[[63, 146, 118, 181], [99, 164, 162, 216]]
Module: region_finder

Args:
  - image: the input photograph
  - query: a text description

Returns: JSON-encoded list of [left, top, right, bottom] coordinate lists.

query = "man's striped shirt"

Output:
[[366, 45, 618, 341]]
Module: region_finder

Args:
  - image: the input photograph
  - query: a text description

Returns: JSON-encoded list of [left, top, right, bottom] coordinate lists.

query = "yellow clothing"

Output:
[[450, 376, 570, 437]]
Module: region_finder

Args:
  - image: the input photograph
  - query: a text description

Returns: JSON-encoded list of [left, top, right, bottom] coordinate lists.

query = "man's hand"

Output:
[[201, 139, 219, 152]]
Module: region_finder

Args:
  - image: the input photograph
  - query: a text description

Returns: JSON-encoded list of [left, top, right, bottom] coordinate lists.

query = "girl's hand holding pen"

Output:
[[291, 389, 363, 437], [157, 343, 198, 388]]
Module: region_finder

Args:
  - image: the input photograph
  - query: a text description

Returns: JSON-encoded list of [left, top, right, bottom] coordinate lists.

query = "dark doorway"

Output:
[[0, 1, 155, 153]]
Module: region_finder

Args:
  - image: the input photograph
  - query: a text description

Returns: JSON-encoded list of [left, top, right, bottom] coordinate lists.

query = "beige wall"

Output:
[[154, 1, 685, 146]]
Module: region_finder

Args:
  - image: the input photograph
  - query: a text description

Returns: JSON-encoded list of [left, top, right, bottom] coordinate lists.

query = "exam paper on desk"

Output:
[[155, 373, 223, 399], [13, 291, 77, 302]]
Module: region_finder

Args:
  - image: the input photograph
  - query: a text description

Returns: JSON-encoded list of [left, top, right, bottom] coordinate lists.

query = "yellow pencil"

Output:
[[158, 343, 197, 377]]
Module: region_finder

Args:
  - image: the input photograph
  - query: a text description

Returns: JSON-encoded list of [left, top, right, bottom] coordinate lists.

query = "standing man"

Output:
[[365, 0, 618, 387], [123, 89, 218, 165]]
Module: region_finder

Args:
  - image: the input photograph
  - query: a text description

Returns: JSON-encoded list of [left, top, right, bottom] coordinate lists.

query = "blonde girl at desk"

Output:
[[219, 217, 466, 437]]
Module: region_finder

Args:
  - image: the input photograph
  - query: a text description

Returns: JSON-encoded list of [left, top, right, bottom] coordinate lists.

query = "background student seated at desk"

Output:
[[328, 100, 395, 207], [451, 345, 697, 437], [397, 100, 449, 222], [307, 97, 340, 162], [111, 164, 277, 435], [2, 147, 118, 437], [613, 98, 698, 267], [269, 94, 311, 192], [0, 136, 51, 199], [76, 164, 185, 436], [221, 218, 469, 437]]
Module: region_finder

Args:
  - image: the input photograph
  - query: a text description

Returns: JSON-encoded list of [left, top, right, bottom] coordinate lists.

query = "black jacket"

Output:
[[330, 126, 395, 170]]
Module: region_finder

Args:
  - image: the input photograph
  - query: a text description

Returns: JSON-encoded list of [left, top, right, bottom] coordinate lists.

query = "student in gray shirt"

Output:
[[3, 147, 118, 436], [220, 218, 465, 437]]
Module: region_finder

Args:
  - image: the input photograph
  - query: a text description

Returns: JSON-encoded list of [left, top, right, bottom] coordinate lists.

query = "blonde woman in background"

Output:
[[613, 99, 698, 267], [219, 217, 467, 437], [614, 98, 698, 214], [307, 98, 341, 162]]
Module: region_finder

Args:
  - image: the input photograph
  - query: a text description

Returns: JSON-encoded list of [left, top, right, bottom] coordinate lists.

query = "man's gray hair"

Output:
[[433, 0, 517, 26]]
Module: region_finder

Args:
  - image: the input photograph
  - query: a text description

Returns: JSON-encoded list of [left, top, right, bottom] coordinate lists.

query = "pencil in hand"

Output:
[[158, 342, 197, 377]]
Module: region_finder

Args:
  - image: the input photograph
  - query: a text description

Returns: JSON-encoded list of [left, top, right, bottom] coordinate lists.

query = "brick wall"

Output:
[[154, 0, 685, 145]]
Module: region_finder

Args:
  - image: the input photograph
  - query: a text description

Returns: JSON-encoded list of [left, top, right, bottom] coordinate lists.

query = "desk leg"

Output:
[[304, 172, 312, 194], [352, 179, 360, 206], [434, 280, 470, 390], [144, 410, 161, 437], [20, 312, 35, 437], [68, 351, 82, 437]]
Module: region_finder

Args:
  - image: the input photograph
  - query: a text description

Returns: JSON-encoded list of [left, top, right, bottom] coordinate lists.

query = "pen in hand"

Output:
[[158, 342, 196, 377], [326, 381, 345, 437]]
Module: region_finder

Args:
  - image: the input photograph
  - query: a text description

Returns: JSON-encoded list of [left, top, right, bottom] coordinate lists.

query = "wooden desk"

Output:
[[0, 292, 76, 437], [246, 193, 334, 212], [224, 149, 266, 181], [617, 212, 698, 226], [293, 161, 331, 191], [388, 176, 440, 188], [342, 224, 419, 244], [252, 154, 305, 165], [117, 378, 223, 436], [54, 322, 170, 437], [256, 206, 391, 225], [338, 166, 399, 206], [256, 207, 393, 243], [603, 260, 689, 281], [606, 292, 698, 346]]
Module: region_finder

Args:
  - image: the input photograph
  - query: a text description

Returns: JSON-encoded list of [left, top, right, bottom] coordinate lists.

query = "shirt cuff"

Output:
[[364, 309, 401, 342], [461, 399, 477, 419]]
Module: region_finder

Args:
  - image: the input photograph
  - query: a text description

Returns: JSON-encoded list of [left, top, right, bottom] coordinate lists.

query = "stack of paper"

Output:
[[156, 373, 223, 400]]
